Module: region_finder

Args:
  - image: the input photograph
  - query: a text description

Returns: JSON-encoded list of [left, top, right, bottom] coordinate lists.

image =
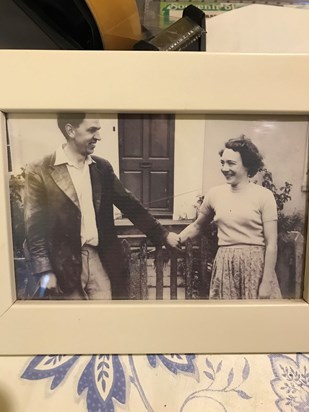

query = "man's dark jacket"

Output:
[[24, 152, 169, 299]]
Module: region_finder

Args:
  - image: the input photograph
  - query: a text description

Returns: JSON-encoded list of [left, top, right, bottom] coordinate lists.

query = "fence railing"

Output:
[[120, 236, 216, 300], [120, 231, 305, 300]]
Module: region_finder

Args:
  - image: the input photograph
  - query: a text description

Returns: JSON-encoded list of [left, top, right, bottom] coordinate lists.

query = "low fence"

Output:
[[121, 235, 216, 300], [120, 231, 305, 300], [123, 239, 186, 300], [14, 231, 304, 300]]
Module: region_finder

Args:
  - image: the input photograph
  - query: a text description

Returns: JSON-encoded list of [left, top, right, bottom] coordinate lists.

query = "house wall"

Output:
[[173, 115, 205, 220]]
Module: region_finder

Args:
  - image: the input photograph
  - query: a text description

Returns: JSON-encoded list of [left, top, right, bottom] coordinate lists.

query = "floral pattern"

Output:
[[180, 357, 252, 411], [21, 354, 198, 411], [21, 355, 80, 389], [269, 354, 309, 411], [19, 354, 309, 411], [78, 355, 126, 411], [147, 354, 196, 375]]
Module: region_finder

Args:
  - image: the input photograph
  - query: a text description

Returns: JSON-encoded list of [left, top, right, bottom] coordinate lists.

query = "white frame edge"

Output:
[[0, 50, 308, 355]]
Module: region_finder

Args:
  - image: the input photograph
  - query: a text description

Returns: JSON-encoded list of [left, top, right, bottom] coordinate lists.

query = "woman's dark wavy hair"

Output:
[[219, 135, 264, 178]]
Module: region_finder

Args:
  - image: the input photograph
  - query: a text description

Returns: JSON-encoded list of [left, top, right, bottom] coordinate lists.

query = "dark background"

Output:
[[0, 0, 145, 49]]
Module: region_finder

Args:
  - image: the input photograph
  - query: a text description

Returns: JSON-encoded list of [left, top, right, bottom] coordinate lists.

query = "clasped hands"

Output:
[[165, 232, 183, 252]]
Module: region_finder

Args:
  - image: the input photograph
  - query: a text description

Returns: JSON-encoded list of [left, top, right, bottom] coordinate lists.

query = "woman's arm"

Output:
[[259, 220, 278, 298], [179, 210, 213, 244]]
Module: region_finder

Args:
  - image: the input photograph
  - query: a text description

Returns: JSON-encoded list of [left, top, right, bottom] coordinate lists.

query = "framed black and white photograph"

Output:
[[7, 113, 308, 302], [0, 51, 309, 355]]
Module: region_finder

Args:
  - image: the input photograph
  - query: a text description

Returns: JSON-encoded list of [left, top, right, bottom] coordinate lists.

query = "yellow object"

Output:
[[85, 0, 142, 49]]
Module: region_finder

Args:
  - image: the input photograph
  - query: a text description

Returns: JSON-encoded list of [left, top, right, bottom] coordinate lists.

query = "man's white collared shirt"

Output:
[[55, 146, 99, 247]]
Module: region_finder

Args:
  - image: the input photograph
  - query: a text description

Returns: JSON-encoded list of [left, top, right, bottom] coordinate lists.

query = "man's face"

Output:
[[68, 115, 102, 156]]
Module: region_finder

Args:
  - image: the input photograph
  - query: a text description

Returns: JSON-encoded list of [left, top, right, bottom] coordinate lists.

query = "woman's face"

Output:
[[220, 148, 249, 186]]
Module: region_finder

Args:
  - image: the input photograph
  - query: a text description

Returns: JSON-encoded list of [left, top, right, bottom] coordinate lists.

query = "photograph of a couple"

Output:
[[7, 113, 308, 301]]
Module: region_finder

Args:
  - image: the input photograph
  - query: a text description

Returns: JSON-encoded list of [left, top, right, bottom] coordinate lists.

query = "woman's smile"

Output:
[[223, 172, 235, 178]]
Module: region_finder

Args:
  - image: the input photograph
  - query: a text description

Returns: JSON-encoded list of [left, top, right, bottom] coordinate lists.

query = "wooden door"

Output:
[[119, 113, 175, 217]]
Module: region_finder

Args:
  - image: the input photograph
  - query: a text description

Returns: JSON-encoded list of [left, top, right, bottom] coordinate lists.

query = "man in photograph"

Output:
[[24, 113, 180, 300]]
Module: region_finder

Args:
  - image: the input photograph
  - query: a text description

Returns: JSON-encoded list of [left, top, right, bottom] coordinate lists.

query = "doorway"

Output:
[[118, 113, 175, 217]]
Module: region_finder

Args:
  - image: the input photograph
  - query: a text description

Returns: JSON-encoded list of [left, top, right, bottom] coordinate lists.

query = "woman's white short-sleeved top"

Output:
[[199, 182, 277, 246]]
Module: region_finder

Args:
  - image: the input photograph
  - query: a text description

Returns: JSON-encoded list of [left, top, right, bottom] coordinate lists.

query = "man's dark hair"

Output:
[[219, 134, 264, 178], [57, 112, 86, 139]]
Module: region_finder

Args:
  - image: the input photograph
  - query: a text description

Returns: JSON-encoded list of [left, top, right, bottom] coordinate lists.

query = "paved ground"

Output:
[[146, 258, 186, 300]]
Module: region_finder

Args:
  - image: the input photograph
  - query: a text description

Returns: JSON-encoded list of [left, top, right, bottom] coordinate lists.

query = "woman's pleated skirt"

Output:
[[209, 245, 282, 299]]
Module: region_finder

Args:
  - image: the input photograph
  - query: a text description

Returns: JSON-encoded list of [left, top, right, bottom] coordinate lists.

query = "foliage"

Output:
[[9, 168, 26, 257], [260, 168, 292, 212], [193, 194, 205, 211], [9, 167, 25, 205], [259, 167, 305, 237]]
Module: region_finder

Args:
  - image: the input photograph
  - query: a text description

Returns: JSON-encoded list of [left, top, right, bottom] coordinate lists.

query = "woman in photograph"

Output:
[[179, 135, 282, 299]]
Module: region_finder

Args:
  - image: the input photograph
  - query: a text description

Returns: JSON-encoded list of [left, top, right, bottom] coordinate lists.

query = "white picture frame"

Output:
[[0, 50, 309, 355]]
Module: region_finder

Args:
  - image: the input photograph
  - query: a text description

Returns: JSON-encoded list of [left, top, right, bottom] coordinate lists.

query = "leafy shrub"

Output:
[[9, 168, 25, 257], [259, 167, 305, 238]]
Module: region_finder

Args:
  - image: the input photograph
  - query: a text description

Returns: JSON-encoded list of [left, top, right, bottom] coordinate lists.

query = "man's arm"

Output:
[[24, 165, 63, 295], [24, 165, 53, 275], [109, 164, 178, 248]]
